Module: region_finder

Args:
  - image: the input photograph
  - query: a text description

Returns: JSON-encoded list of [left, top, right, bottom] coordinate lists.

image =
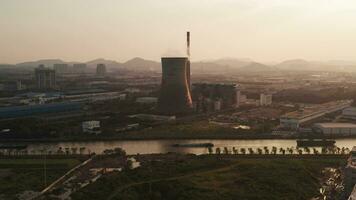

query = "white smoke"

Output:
[[161, 49, 186, 57]]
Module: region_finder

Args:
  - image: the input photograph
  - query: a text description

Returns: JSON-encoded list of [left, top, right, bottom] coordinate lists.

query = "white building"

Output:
[[313, 123, 356, 136], [260, 93, 272, 106], [280, 100, 352, 129], [343, 107, 356, 119], [82, 121, 101, 134]]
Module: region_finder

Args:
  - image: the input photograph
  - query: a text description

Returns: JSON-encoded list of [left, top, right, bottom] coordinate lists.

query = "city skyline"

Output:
[[2, 0, 356, 64]]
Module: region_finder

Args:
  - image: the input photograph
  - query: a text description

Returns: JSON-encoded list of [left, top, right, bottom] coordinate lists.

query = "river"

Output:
[[26, 139, 356, 155]]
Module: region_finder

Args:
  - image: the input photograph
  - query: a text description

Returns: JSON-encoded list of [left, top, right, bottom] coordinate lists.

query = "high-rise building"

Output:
[[35, 65, 56, 90], [73, 63, 87, 74], [158, 57, 193, 114], [260, 93, 273, 106], [96, 64, 107, 76], [192, 83, 240, 112], [53, 64, 69, 74]]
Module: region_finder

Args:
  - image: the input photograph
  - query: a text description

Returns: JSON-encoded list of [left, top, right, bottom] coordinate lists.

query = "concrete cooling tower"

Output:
[[158, 57, 193, 114]]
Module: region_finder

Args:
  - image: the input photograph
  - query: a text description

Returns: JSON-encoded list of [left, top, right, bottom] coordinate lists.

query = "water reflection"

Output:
[[25, 139, 356, 155]]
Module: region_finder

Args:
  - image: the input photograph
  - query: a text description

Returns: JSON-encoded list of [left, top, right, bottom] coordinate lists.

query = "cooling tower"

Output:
[[158, 57, 193, 114]]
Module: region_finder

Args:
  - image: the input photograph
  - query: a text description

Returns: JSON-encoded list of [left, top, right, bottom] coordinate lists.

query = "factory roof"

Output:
[[314, 123, 356, 128], [281, 100, 352, 120]]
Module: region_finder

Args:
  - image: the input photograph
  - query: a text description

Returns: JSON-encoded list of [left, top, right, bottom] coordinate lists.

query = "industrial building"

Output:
[[313, 123, 356, 136], [35, 65, 56, 90], [96, 64, 107, 76], [343, 107, 356, 119], [0, 102, 83, 119], [280, 100, 352, 129], [157, 57, 193, 114], [192, 83, 240, 112]]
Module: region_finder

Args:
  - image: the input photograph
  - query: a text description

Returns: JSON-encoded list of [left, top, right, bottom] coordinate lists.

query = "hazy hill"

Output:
[[16, 59, 66, 68], [275, 59, 310, 71], [276, 59, 356, 72], [121, 57, 160, 71], [210, 58, 252, 68], [86, 58, 122, 69], [238, 62, 275, 72]]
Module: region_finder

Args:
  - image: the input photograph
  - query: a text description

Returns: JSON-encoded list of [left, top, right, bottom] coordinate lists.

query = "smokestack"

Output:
[[186, 31, 191, 90], [187, 31, 190, 59]]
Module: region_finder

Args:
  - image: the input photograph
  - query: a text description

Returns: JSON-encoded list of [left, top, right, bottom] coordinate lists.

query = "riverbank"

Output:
[[1, 133, 356, 143]]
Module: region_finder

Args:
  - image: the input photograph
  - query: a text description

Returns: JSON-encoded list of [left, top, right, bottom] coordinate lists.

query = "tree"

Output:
[[287, 148, 293, 155], [208, 147, 213, 155], [232, 147, 238, 155], [298, 149, 303, 155], [272, 147, 277, 155], [71, 147, 78, 155], [79, 147, 86, 155], [216, 147, 221, 155], [248, 148, 254, 155], [304, 147, 310, 154], [240, 148, 246, 155], [257, 148, 263, 155], [223, 147, 229, 155], [264, 147, 269, 155], [313, 148, 319, 155], [114, 147, 126, 157]]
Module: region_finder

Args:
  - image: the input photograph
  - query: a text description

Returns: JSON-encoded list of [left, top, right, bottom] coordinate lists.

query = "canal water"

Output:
[[26, 139, 356, 155]]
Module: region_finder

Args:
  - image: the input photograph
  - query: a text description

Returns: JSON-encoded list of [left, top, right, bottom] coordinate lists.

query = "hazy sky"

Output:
[[1, 0, 356, 64]]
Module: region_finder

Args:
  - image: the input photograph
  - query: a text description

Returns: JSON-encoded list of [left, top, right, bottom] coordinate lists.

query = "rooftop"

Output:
[[315, 123, 356, 128], [282, 100, 352, 120]]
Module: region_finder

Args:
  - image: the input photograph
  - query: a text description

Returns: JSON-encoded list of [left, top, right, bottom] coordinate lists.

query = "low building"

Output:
[[343, 107, 356, 120], [280, 100, 352, 129], [82, 121, 101, 134], [313, 123, 356, 136]]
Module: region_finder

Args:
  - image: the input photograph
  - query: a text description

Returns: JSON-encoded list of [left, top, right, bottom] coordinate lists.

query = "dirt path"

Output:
[[107, 163, 238, 200]]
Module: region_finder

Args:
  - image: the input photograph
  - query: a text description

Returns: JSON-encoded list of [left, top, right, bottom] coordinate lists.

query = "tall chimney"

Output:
[[187, 31, 190, 59], [186, 31, 191, 90]]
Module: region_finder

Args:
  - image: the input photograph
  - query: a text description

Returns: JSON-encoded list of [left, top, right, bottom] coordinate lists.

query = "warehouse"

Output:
[[313, 123, 356, 136]]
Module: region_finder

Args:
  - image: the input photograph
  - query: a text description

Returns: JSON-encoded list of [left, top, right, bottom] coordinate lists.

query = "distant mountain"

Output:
[[275, 59, 310, 71], [238, 62, 275, 72], [275, 59, 356, 72], [191, 62, 229, 73], [86, 58, 122, 69], [121, 57, 160, 71], [16, 59, 66, 68], [209, 58, 252, 68]]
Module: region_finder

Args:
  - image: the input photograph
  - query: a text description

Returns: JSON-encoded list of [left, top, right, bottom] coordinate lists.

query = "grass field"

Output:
[[72, 155, 346, 200], [0, 158, 81, 200]]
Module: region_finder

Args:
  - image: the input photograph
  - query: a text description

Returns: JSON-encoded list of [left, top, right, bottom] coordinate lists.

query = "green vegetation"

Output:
[[0, 158, 81, 199], [72, 155, 346, 200]]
